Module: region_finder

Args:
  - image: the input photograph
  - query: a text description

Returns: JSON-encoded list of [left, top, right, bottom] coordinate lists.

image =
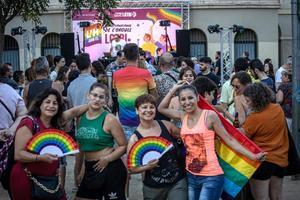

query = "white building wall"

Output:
[[4, 12, 65, 70], [190, 8, 279, 68]]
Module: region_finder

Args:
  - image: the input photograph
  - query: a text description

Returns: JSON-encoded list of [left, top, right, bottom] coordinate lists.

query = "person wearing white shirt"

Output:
[[110, 34, 126, 57], [50, 56, 65, 81], [275, 56, 292, 90]]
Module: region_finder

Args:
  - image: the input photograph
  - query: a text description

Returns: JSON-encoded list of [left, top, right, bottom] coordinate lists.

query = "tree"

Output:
[[0, 0, 120, 64]]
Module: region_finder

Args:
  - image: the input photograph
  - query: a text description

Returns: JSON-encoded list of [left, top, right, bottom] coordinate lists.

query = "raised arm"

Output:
[[207, 111, 266, 161], [158, 83, 185, 120], [62, 104, 89, 123]]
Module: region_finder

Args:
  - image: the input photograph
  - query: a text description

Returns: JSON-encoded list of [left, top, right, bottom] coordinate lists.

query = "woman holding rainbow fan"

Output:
[[127, 94, 187, 200], [10, 88, 89, 200], [74, 82, 127, 200], [158, 82, 266, 200]]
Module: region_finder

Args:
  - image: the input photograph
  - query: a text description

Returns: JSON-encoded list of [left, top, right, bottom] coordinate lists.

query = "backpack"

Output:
[[0, 116, 39, 190]]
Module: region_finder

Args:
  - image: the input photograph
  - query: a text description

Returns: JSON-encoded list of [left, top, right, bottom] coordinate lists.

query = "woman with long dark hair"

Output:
[[158, 83, 266, 200], [10, 88, 88, 200]]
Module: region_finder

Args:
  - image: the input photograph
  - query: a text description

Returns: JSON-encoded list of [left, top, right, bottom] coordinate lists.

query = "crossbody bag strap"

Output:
[[164, 73, 177, 83], [0, 99, 15, 121]]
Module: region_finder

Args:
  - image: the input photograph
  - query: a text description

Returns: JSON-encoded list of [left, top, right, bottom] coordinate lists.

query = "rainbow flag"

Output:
[[84, 23, 102, 46], [197, 96, 262, 199]]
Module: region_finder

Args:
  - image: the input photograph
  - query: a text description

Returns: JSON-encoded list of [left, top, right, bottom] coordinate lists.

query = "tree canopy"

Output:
[[0, 0, 120, 63]]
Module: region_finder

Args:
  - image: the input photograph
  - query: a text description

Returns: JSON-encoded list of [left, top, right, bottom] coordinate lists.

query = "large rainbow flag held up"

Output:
[[198, 96, 262, 199]]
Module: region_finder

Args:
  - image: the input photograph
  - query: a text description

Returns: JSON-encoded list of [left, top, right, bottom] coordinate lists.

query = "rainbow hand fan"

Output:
[[26, 129, 79, 157], [127, 136, 174, 168]]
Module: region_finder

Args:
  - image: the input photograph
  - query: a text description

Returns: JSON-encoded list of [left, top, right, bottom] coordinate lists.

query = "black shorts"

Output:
[[252, 161, 285, 180], [112, 96, 119, 114], [76, 159, 127, 199]]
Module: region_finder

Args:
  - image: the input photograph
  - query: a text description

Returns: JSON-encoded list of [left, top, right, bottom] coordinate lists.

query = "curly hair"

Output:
[[28, 88, 64, 128], [243, 83, 273, 112]]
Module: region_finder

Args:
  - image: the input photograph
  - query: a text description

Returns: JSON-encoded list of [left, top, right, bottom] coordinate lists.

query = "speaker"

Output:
[[60, 33, 75, 62], [176, 30, 190, 57]]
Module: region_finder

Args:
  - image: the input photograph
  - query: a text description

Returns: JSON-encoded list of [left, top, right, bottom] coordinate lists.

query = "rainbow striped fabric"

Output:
[[113, 66, 156, 127], [198, 96, 262, 199]]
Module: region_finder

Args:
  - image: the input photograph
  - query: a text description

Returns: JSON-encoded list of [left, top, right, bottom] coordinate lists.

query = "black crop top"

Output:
[[134, 120, 185, 188]]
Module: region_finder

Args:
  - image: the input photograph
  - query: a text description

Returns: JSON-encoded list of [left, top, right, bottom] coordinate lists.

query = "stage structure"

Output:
[[72, 0, 190, 61], [120, 0, 190, 29], [208, 24, 244, 85]]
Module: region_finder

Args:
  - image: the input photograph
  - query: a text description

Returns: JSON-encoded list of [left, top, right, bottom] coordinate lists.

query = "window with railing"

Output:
[[234, 29, 257, 60], [3, 35, 19, 70], [41, 33, 61, 57], [190, 28, 207, 59]]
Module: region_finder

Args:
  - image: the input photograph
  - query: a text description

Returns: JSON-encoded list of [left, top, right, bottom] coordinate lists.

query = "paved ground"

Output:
[[1, 156, 300, 200]]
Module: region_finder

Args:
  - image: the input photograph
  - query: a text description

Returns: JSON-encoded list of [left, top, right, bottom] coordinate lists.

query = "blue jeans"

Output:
[[187, 172, 224, 200]]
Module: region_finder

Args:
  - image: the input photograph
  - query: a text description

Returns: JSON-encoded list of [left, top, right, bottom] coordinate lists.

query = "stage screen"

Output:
[[72, 8, 182, 61]]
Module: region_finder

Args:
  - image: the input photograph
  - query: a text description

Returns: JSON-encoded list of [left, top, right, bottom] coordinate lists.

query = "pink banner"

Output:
[[72, 8, 182, 61]]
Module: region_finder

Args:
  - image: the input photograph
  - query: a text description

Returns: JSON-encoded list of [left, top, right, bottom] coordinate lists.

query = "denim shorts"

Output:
[[187, 172, 224, 200], [122, 125, 137, 140]]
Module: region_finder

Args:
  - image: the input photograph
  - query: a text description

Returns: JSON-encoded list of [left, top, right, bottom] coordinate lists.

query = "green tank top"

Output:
[[76, 111, 114, 151]]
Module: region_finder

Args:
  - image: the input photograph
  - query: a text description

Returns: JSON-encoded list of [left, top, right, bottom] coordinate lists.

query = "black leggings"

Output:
[[76, 159, 127, 200]]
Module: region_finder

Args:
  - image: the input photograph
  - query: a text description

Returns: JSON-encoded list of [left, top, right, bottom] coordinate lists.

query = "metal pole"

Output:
[[31, 30, 36, 59], [220, 31, 224, 85], [292, 0, 300, 153], [23, 31, 30, 69], [228, 30, 233, 76], [165, 26, 168, 52]]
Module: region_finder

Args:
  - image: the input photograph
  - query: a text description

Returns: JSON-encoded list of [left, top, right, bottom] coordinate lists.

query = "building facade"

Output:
[[3, 0, 292, 71]]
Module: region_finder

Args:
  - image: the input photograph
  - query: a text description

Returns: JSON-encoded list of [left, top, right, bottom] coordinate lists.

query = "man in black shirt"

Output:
[[198, 56, 221, 88], [214, 51, 221, 77]]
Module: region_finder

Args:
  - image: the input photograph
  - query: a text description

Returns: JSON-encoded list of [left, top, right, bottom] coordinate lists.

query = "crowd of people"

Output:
[[0, 37, 296, 200]]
